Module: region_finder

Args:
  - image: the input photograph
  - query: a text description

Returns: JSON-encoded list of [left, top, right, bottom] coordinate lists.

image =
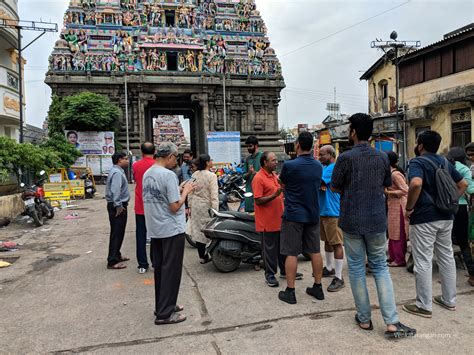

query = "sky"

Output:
[[18, 0, 474, 131]]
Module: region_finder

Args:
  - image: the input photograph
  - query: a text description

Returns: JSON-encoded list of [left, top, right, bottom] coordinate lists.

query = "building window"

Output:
[[4, 127, 11, 138], [165, 10, 175, 26], [378, 80, 388, 113], [167, 52, 177, 71], [415, 126, 431, 138], [451, 108, 471, 148], [7, 73, 18, 90]]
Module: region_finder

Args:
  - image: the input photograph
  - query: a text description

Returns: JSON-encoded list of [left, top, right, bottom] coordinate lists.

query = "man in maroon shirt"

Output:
[[133, 142, 156, 273]]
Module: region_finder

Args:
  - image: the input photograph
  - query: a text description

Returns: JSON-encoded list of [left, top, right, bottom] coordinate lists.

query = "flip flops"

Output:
[[107, 263, 127, 270], [154, 305, 184, 317], [384, 322, 417, 339], [154, 312, 187, 325], [355, 314, 373, 331]]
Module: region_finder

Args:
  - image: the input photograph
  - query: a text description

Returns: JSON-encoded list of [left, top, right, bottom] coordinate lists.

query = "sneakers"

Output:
[[278, 288, 297, 304], [138, 267, 147, 274], [306, 283, 325, 300], [433, 296, 456, 311], [265, 274, 279, 287], [402, 304, 432, 318], [280, 272, 304, 280], [327, 277, 345, 292], [322, 267, 335, 278]]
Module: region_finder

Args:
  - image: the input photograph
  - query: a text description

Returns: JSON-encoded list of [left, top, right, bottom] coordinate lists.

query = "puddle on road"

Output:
[[30, 253, 80, 272]]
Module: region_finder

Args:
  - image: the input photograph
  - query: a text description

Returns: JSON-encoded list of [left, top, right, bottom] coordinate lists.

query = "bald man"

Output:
[[319, 145, 345, 292]]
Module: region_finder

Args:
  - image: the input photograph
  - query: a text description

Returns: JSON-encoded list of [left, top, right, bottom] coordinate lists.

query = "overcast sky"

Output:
[[19, 0, 474, 130]]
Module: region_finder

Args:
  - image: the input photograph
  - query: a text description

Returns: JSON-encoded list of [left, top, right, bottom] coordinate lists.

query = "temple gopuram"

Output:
[[45, 0, 285, 155], [152, 114, 187, 147]]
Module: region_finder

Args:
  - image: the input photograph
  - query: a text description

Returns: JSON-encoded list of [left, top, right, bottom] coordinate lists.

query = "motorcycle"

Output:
[[81, 172, 96, 199], [20, 170, 54, 227]]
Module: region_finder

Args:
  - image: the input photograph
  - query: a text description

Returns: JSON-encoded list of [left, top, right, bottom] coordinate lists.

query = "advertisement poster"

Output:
[[65, 131, 115, 155], [86, 155, 113, 175], [207, 131, 241, 165]]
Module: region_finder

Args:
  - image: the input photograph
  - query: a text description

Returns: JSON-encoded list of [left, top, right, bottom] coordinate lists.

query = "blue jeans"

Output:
[[343, 232, 399, 325]]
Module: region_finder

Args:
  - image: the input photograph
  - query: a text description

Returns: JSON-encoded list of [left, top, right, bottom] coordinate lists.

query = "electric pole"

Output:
[[371, 32, 420, 168]]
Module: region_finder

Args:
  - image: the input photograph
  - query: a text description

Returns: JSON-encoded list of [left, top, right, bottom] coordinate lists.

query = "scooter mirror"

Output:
[[243, 192, 253, 198], [39, 170, 46, 176], [20, 183, 25, 188]]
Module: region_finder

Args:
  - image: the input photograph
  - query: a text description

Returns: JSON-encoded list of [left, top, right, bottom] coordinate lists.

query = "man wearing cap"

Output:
[[143, 142, 195, 325]]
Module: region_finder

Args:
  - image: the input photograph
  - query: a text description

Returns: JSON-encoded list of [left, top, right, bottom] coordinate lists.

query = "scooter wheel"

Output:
[[185, 234, 197, 248], [211, 248, 241, 273]]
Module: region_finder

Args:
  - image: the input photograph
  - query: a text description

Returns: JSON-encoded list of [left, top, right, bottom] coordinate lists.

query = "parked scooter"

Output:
[[81, 172, 96, 199], [202, 198, 261, 272], [20, 170, 54, 227]]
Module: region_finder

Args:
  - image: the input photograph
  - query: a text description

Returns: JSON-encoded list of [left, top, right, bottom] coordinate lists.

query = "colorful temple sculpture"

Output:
[[152, 115, 187, 147], [46, 0, 285, 155]]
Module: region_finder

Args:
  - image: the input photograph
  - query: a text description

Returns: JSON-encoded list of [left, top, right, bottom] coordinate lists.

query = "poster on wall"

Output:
[[207, 131, 241, 165], [86, 155, 113, 175], [65, 131, 115, 155]]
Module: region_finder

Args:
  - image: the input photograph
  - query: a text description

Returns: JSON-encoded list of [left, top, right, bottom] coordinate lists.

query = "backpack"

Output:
[[418, 156, 459, 214]]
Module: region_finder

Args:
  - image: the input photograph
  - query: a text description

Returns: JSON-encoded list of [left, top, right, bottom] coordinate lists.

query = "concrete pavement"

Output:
[[0, 185, 473, 354]]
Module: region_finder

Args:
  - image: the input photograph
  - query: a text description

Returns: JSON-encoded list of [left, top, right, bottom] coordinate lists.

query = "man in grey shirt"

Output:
[[105, 152, 130, 270], [143, 142, 195, 325]]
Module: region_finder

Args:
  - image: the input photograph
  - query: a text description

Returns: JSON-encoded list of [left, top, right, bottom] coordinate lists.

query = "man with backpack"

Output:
[[403, 130, 467, 318]]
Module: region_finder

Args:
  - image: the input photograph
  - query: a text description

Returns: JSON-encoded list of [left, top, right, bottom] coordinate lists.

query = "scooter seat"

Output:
[[221, 211, 255, 222]]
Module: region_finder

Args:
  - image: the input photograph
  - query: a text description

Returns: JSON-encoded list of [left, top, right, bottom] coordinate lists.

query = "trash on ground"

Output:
[[40, 228, 52, 232], [85, 250, 92, 254], [65, 213, 80, 220], [0, 261, 12, 268]]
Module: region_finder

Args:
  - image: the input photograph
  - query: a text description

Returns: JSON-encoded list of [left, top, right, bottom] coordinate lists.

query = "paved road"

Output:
[[1, 186, 473, 353]]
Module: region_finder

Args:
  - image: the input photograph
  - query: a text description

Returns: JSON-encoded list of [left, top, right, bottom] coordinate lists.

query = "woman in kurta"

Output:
[[448, 147, 474, 284], [386, 151, 409, 267], [186, 154, 219, 264]]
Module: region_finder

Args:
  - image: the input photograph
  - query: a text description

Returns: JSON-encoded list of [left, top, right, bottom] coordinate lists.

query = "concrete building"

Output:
[[0, 0, 23, 141], [361, 24, 474, 158], [400, 24, 474, 157]]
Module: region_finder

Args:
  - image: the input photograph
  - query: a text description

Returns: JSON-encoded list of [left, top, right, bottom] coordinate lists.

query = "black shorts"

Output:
[[280, 219, 321, 256]]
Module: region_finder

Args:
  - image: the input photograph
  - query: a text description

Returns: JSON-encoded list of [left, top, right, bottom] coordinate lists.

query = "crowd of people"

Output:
[[103, 112, 473, 335]]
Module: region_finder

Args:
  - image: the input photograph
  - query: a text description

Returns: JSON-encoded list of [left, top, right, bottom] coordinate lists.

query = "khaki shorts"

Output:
[[320, 217, 343, 246]]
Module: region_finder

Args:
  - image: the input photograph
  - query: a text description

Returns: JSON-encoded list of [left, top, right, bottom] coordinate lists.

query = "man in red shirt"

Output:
[[132, 142, 156, 274], [252, 152, 302, 287]]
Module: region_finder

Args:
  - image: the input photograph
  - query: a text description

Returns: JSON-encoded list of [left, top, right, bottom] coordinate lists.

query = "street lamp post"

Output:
[[371, 32, 420, 168]]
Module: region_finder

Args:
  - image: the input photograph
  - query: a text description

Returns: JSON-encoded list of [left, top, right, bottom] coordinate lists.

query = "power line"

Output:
[[280, 0, 411, 58], [285, 89, 367, 105], [285, 87, 367, 99]]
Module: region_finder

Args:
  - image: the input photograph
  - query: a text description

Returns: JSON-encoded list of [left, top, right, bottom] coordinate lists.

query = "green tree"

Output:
[[40, 133, 82, 168], [47, 92, 120, 135], [0, 137, 65, 184]]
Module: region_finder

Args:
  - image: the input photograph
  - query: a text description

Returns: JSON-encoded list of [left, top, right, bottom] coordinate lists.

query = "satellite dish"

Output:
[[390, 31, 398, 41]]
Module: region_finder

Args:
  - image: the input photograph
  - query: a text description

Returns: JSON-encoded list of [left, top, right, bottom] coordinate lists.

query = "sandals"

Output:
[[200, 255, 212, 264], [154, 305, 184, 317], [154, 312, 187, 325], [119, 256, 130, 262], [388, 262, 406, 267], [355, 314, 373, 331], [107, 263, 127, 270], [385, 322, 416, 339]]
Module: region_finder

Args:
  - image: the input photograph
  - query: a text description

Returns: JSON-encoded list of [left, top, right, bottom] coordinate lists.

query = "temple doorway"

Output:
[[144, 95, 205, 155]]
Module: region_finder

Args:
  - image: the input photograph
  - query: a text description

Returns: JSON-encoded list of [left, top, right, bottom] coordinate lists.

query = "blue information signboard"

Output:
[[207, 131, 241, 165]]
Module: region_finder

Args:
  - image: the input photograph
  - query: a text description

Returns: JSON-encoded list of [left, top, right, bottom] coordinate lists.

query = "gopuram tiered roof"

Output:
[[48, 0, 281, 77], [46, 0, 285, 157]]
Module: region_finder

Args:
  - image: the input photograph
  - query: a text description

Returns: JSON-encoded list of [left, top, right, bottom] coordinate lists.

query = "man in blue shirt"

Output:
[[332, 113, 415, 339], [403, 130, 467, 318], [278, 131, 324, 304], [318, 145, 344, 292]]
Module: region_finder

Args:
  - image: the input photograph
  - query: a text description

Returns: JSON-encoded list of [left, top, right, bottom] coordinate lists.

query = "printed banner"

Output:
[[207, 131, 241, 165], [65, 131, 115, 155]]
